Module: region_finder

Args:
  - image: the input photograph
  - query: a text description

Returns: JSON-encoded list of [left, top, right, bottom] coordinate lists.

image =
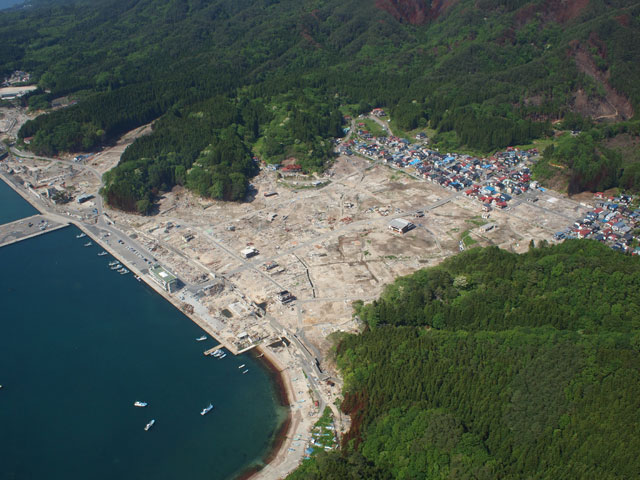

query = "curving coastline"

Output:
[[235, 345, 294, 480]]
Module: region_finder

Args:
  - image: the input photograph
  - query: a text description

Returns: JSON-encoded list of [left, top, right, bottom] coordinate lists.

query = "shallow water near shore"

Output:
[[0, 185, 287, 480]]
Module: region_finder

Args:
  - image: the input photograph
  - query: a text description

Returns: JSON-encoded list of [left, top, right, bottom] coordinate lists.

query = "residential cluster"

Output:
[[557, 193, 640, 254], [340, 132, 539, 210]]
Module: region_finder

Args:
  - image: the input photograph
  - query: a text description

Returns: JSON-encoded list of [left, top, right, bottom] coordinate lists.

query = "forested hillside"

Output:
[[1, 0, 640, 212], [288, 240, 640, 479]]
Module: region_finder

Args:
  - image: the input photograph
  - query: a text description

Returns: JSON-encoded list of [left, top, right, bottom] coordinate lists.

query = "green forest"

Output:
[[288, 240, 640, 479], [2, 0, 640, 211]]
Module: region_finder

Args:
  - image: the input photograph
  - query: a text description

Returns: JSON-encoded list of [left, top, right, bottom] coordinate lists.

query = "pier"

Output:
[[0, 214, 68, 248], [203, 344, 225, 356]]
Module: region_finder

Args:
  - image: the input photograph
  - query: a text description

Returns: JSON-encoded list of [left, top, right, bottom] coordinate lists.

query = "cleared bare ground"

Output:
[[104, 154, 589, 358]]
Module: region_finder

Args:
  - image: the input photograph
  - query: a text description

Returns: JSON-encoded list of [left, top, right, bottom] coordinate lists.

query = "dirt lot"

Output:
[[101, 153, 589, 359]]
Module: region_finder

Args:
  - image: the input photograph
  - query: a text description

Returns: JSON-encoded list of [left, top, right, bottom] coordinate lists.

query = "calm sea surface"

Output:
[[0, 182, 286, 480], [0, 179, 38, 224]]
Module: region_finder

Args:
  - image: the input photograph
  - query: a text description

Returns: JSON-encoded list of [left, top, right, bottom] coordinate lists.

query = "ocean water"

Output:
[[0, 179, 38, 224], [0, 184, 286, 480]]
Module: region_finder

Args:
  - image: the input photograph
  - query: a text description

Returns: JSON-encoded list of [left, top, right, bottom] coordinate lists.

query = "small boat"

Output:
[[219, 353, 227, 359], [134, 401, 148, 407], [76, 233, 86, 238], [200, 403, 214, 416], [212, 349, 222, 357], [110, 264, 121, 270], [238, 364, 245, 369], [108, 260, 119, 266], [134, 275, 141, 282], [242, 369, 249, 374], [144, 419, 155, 431], [97, 251, 107, 256], [83, 242, 92, 247], [256, 353, 264, 358], [196, 336, 207, 342], [120, 269, 129, 275]]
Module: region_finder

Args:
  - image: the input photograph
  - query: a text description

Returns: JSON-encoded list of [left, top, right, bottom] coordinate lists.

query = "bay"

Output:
[[0, 178, 38, 224], [0, 183, 286, 480]]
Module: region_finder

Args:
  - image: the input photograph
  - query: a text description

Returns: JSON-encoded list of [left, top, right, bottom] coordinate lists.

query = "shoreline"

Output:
[[0, 171, 307, 480], [235, 345, 293, 480]]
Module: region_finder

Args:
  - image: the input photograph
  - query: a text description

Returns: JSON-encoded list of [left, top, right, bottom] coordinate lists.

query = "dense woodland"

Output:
[[288, 240, 640, 479], [1, 0, 640, 210]]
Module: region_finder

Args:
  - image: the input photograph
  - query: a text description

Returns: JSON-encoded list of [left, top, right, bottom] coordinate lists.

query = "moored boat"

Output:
[[83, 241, 92, 247], [144, 419, 155, 431], [196, 335, 207, 342], [200, 403, 214, 416], [98, 251, 107, 256], [108, 260, 119, 266], [219, 353, 227, 359], [76, 233, 86, 238]]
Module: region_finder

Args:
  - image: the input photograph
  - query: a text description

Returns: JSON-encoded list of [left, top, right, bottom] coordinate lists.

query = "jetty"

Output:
[[203, 345, 225, 356], [0, 214, 68, 248]]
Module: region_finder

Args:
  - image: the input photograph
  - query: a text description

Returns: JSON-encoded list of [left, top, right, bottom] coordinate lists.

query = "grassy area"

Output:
[[461, 229, 478, 247], [358, 118, 387, 137], [303, 407, 338, 460], [465, 216, 488, 227]]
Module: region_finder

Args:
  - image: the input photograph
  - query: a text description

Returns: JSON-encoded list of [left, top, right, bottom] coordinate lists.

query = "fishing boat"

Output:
[[97, 251, 107, 256], [83, 241, 92, 247], [76, 233, 86, 238], [200, 403, 214, 416], [144, 419, 155, 431], [196, 336, 207, 342], [242, 369, 249, 374], [134, 401, 148, 407], [238, 364, 245, 369]]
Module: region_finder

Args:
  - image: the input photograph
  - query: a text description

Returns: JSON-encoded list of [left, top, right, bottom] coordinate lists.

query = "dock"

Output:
[[203, 344, 225, 356], [0, 214, 68, 248]]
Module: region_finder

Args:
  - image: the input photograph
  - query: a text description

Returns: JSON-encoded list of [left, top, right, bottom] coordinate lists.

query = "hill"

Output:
[[287, 240, 640, 479], [1, 0, 639, 211]]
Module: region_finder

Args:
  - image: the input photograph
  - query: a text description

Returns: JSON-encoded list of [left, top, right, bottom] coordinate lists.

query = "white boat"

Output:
[[219, 353, 227, 359], [110, 264, 121, 270], [119, 268, 129, 275], [200, 403, 214, 416], [76, 233, 86, 238], [238, 364, 245, 369], [196, 336, 207, 342], [212, 349, 222, 357], [108, 260, 119, 266], [134, 401, 148, 407], [242, 369, 249, 374], [97, 251, 107, 256], [134, 275, 141, 282], [144, 419, 155, 431], [83, 242, 92, 247]]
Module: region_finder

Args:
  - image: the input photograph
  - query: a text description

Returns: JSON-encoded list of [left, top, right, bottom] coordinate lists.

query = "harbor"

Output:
[[0, 183, 287, 480], [0, 213, 68, 248]]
